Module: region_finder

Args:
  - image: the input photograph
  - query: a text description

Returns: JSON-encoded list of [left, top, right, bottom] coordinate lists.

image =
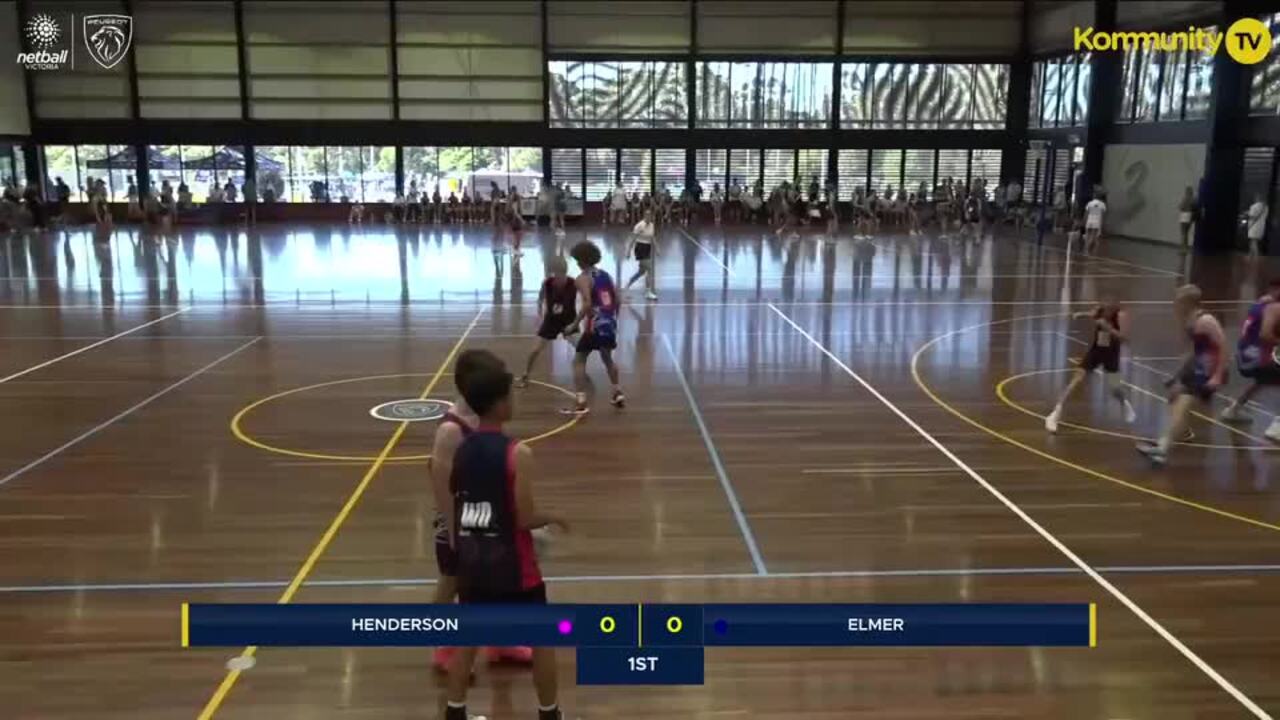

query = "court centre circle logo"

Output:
[[369, 398, 453, 422], [1225, 17, 1272, 65]]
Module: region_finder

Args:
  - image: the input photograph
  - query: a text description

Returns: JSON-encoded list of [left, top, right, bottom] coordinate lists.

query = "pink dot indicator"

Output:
[[557, 620, 573, 635]]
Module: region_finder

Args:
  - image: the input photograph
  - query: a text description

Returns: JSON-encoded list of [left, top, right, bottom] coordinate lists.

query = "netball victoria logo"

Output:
[[18, 13, 70, 70]]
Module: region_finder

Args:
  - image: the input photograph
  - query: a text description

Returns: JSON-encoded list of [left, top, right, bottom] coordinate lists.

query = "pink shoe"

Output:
[[433, 647, 456, 673], [489, 646, 534, 665]]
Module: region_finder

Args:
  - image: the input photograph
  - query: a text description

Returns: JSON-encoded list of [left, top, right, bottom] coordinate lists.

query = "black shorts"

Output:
[[459, 582, 547, 605], [537, 315, 574, 340], [577, 330, 616, 354], [634, 242, 652, 261], [1177, 368, 1218, 401], [1081, 347, 1120, 373], [1240, 363, 1280, 384]]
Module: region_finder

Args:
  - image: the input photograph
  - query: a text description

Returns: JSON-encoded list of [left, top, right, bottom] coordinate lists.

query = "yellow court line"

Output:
[[911, 313, 1280, 536], [196, 306, 489, 720], [231, 375, 579, 462], [638, 604, 644, 648], [1090, 603, 1097, 648], [994, 368, 1277, 450], [182, 603, 189, 648]]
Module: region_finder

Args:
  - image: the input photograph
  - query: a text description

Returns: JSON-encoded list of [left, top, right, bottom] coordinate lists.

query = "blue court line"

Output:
[[0, 337, 262, 490], [662, 333, 768, 575], [4, 564, 1280, 594]]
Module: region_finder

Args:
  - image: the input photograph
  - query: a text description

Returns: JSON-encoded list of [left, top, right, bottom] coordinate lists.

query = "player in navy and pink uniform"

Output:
[[443, 357, 568, 720], [430, 350, 532, 671], [516, 256, 579, 389], [1220, 278, 1280, 441], [1138, 285, 1227, 466], [1045, 296, 1137, 434], [563, 240, 625, 414]]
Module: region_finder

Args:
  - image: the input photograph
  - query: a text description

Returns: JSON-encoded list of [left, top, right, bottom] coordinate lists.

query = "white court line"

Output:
[[0, 300, 1259, 309], [768, 302, 1271, 719], [6, 562, 1280, 594], [0, 308, 188, 385], [676, 227, 736, 275], [662, 333, 767, 575], [0, 338, 261, 490]]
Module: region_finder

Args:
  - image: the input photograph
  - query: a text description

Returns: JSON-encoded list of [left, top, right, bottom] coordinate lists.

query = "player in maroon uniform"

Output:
[[430, 350, 532, 671], [516, 256, 579, 389], [443, 359, 568, 720], [1045, 297, 1137, 433]]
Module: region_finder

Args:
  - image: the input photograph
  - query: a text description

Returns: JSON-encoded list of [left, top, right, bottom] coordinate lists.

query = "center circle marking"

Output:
[[231, 373, 580, 461]]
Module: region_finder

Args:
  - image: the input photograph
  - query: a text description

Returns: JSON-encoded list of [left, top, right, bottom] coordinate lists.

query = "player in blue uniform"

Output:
[[1220, 278, 1280, 441], [563, 241, 625, 414], [443, 358, 567, 720]]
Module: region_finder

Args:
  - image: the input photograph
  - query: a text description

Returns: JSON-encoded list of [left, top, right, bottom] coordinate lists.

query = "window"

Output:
[[937, 149, 969, 189], [1028, 62, 1043, 130], [292, 147, 329, 202], [1113, 38, 1212, 124], [1118, 50, 1139, 122], [762, 149, 795, 191], [906, 64, 943, 129], [697, 62, 831, 128], [654, 149, 685, 196], [696, 149, 728, 192], [620, 148, 653, 194], [550, 61, 687, 128], [1135, 50, 1160, 122], [728, 149, 759, 191], [841, 63, 871, 129], [1041, 59, 1061, 128], [870, 63, 910, 129], [1075, 53, 1092, 126], [1250, 14, 1280, 115], [551, 148, 584, 199], [851, 63, 1008, 130], [869, 150, 902, 195], [837, 149, 869, 199], [585, 148, 617, 201], [796, 150, 828, 198], [970, 150, 1003, 197], [1159, 49, 1188, 122], [903, 149, 936, 199]]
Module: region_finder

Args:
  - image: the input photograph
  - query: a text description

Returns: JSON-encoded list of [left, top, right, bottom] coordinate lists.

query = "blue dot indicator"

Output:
[[713, 619, 728, 635]]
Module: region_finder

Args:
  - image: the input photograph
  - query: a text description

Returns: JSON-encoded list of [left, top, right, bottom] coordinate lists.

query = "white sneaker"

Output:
[[1265, 419, 1280, 443], [1123, 401, 1137, 424], [645, 291, 658, 301], [1045, 406, 1061, 434], [1136, 442, 1167, 466], [1219, 404, 1249, 424]]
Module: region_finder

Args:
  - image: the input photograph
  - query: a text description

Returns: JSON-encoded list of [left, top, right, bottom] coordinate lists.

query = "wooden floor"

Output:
[[1, 219, 1279, 719]]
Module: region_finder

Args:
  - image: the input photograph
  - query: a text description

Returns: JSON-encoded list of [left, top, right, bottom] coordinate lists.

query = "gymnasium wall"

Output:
[[0, 0, 30, 135], [1100, 143, 1205, 245]]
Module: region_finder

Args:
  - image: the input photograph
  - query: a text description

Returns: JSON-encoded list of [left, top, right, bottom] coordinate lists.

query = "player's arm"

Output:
[[535, 282, 546, 323], [1200, 314, 1228, 387], [571, 274, 592, 327], [512, 444, 567, 531], [1262, 303, 1280, 345], [1111, 309, 1130, 343], [429, 422, 463, 544]]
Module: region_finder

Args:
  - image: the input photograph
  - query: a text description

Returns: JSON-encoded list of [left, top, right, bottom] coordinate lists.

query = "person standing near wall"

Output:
[[1247, 194, 1270, 258], [1177, 186, 1198, 252]]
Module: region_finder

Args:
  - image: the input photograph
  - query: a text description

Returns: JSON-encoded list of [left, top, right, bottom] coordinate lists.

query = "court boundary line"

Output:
[[0, 337, 262, 491], [195, 306, 488, 720], [9, 562, 1280, 594], [0, 308, 189, 385], [676, 226, 735, 275], [912, 314, 1280, 534], [662, 333, 767, 575], [769, 302, 1271, 720]]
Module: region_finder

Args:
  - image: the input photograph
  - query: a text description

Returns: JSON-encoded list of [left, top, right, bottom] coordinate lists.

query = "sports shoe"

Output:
[[514, 375, 529, 389], [1136, 442, 1167, 466], [1219, 404, 1249, 424], [1265, 419, 1280, 442], [559, 404, 589, 416], [611, 390, 626, 408], [646, 291, 658, 301], [1045, 406, 1061, 434], [1123, 400, 1137, 424]]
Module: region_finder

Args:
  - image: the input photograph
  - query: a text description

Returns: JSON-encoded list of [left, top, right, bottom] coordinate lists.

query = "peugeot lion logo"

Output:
[[82, 14, 133, 69]]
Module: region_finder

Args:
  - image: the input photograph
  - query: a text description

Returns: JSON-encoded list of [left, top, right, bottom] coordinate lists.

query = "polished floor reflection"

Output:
[[1, 221, 1278, 719]]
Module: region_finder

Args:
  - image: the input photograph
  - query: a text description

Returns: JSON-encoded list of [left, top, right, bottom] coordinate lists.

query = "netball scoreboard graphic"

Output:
[[17, 12, 133, 71], [183, 603, 1096, 685]]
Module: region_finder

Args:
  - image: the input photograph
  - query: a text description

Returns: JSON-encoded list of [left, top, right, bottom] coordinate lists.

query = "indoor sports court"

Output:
[[3, 1, 1280, 719]]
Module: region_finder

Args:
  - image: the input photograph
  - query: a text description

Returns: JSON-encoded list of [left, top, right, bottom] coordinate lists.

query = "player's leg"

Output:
[[518, 337, 551, 387], [443, 646, 481, 720], [1219, 380, 1260, 422], [1045, 367, 1086, 433], [643, 257, 656, 299], [1139, 391, 1195, 466], [531, 647, 561, 719], [1105, 369, 1137, 423], [569, 349, 591, 413], [432, 526, 461, 671], [599, 348, 625, 407]]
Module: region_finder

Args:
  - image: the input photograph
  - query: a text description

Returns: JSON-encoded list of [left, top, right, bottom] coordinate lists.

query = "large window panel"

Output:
[[550, 61, 687, 128], [762, 149, 795, 190], [841, 63, 871, 129], [937, 149, 969, 188], [729, 149, 759, 190], [1187, 38, 1216, 120], [903, 149, 935, 198], [906, 64, 943, 129], [75, 146, 111, 200], [551, 148, 584, 199], [940, 65, 975, 129], [43, 146, 80, 200], [1041, 59, 1061, 128], [796, 150, 828, 195], [1117, 50, 1139, 123], [1251, 15, 1280, 115], [696, 149, 729, 191], [1028, 62, 1044, 129], [697, 61, 829, 128], [1159, 50, 1188, 121], [1134, 50, 1159, 123], [870, 63, 908, 129], [364, 147, 396, 202], [293, 147, 329, 202], [655, 149, 685, 195], [698, 62, 733, 128], [585, 148, 617, 200], [620, 148, 653, 193], [1074, 54, 1091, 126], [869, 149, 903, 194], [837, 149, 869, 199], [970, 149, 1002, 196], [972, 64, 1008, 129]]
